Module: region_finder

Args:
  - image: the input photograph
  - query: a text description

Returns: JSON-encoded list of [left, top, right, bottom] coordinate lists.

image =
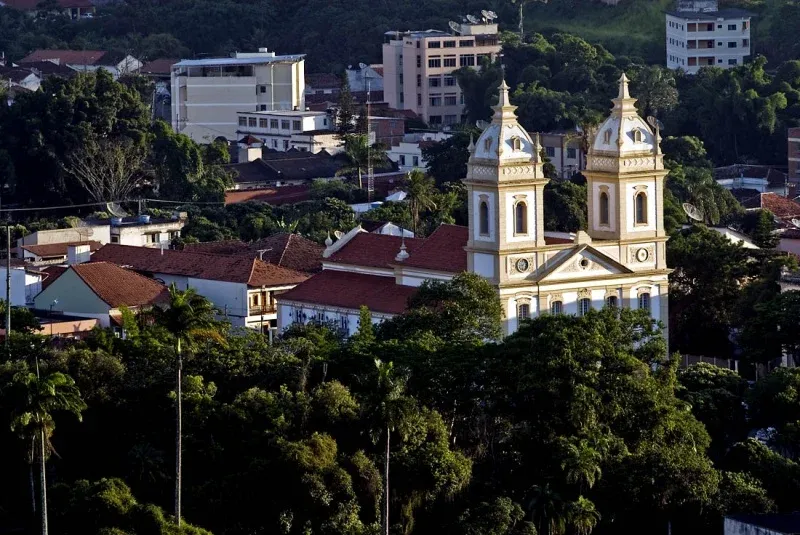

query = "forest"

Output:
[[3, 272, 800, 535]]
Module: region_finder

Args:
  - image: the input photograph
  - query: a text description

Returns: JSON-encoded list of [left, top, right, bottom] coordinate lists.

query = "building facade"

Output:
[[382, 20, 501, 126], [278, 75, 671, 337], [236, 110, 334, 153], [789, 127, 800, 185], [171, 49, 306, 143], [666, 0, 752, 73], [540, 131, 586, 179]]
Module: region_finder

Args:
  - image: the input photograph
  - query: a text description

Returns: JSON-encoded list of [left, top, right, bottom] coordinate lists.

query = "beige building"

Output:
[[382, 19, 501, 127], [171, 49, 306, 143]]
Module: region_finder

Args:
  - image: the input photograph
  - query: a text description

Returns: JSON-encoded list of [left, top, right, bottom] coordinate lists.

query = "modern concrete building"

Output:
[[666, 0, 753, 73], [789, 127, 800, 185], [236, 110, 335, 153], [382, 18, 501, 127], [171, 49, 306, 143], [540, 131, 586, 179]]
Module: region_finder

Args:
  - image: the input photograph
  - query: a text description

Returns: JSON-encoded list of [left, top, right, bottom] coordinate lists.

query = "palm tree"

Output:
[[528, 483, 567, 535], [336, 134, 387, 190], [9, 366, 86, 535], [561, 439, 602, 492], [567, 496, 601, 535], [373, 359, 409, 535], [150, 284, 223, 527], [405, 170, 438, 236]]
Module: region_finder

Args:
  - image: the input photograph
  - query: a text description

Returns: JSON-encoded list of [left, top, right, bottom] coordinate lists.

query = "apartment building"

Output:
[[382, 18, 501, 126], [666, 0, 753, 73], [171, 48, 306, 143], [790, 127, 800, 185], [236, 110, 335, 153], [540, 131, 586, 179]]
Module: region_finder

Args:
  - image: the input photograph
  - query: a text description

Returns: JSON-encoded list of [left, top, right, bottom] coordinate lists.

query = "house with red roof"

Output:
[[33, 262, 169, 328], [278, 76, 672, 337], [90, 244, 309, 333]]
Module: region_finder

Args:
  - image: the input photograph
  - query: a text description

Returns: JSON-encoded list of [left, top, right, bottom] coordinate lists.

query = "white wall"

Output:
[[724, 518, 783, 535], [625, 181, 657, 234], [0, 268, 39, 307], [505, 190, 537, 244], [278, 302, 390, 337], [189, 278, 248, 318], [472, 191, 497, 243], [19, 226, 111, 247]]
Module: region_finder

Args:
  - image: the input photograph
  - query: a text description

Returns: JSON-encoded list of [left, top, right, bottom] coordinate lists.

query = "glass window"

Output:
[[479, 201, 489, 235], [444, 76, 456, 86], [638, 292, 651, 314], [633, 129, 643, 143], [281, 120, 290, 130], [459, 55, 475, 67], [417, 94, 422, 106], [429, 116, 442, 125], [511, 137, 521, 151], [551, 301, 563, 315], [444, 94, 457, 106], [429, 77, 441, 87], [292, 120, 301, 131], [515, 202, 528, 235], [743, 39, 749, 46], [728, 58, 738, 65], [259, 118, 268, 128], [567, 147, 576, 159], [518, 303, 531, 320], [728, 24, 736, 30], [272, 139, 277, 148], [578, 298, 591, 316], [270, 119, 279, 129], [444, 40, 456, 48], [428, 58, 441, 68], [443, 57, 456, 67], [606, 295, 618, 308], [635, 192, 647, 224], [283, 140, 289, 149], [599, 191, 610, 225], [259, 85, 266, 93], [399, 155, 406, 166], [444, 114, 458, 125], [248, 117, 257, 127], [417, 74, 421, 87], [238, 116, 247, 126], [412, 156, 419, 166], [416, 55, 421, 68], [428, 41, 441, 48], [459, 40, 474, 47], [728, 41, 737, 48], [429, 95, 442, 107], [545, 146, 555, 158], [603, 130, 612, 144]]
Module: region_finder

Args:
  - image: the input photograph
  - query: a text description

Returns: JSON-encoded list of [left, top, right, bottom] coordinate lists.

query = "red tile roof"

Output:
[[71, 262, 169, 308], [184, 240, 250, 255], [278, 271, 416, 315], [758, 193, 800, 219], [139, 58, 177, 75], [19, 49, 106, 66], [90, 244, 308, 287], [225, 185, 311, 206], [328, 232, 425, 269], [184, 233, 324, 273], [400, 224, 467, 273], [20, 241, 102, 259]]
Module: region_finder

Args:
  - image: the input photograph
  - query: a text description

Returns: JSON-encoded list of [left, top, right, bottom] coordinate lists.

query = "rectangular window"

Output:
[[743, 21, 748, 30], [518, 303, 530, 320], [728, 58, 738, 65], [551, 301, 563, 315], [429, 77, 441, 87], [292, 120, 301, 130], [459, 55, 475, 67], [248, 117, 257, 127], [147, 233, 159, 244], [400, 93, 404, 103], [717, 24, 723, 29], [272, 139, 278, 148], [444, 40, 456, 48], [567, 147, 577, 159], [443, 57, 456, 68], [259, 85, 266, 93], [428, 58, 441, 68], [638, 293, 651, 314], [545, 146, 555, 158], [444, 76, 456, 87], [417, 94, 422, 106], [283, 140, 289, 150], [429, 95, 442, 107], [270, 119, 279, 129], [743, 39, 749, 47], [444, 94, 457, 106], [417, 74, 421, 87], [728, 41, 737, 48], [428, 41, 441, 48], [429, 115, 442, 125], [416, 55, 421, 68], [111, 235, 119, 244], [399, 155, 406, 166], [444, 114, 458, 125], [238, 116, 247, 127], [728, 24, 737, 30], [412, 156, 419, 166], [459, 40, 474, 47], [399, 73, 403, 85], [259, 118, 268, 128], [281, 120, 290, 130], [477, 53, 491, 64]]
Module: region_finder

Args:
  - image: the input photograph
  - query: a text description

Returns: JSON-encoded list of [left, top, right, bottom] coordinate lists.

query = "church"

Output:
[[277, 74, 671, 336]]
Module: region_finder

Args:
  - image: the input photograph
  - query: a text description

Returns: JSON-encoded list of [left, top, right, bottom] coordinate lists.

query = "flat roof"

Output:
[[666, 7, 754, 19], [237, 110, 328, 117], [173, 55, 305, 68]]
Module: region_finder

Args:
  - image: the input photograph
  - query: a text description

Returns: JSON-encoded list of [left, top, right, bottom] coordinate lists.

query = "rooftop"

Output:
[[727, 514, 800, 534], [328, 233, 426, 269], [20, 241, 102, 259], [69, 262, 169, 308], [173, 55, 305, 68], [139, 58, 178, 75], [737, 192, 800, 218], [666, 7, 754, 19], [185, 233, 324, 273], [399, 224, 468, 272], [278, 270, 417, 315], [305, 73, 341, 89], [238, 110, 328, 117], [19, 49, 107, 65], [225, 185, 311, 206], [90, 244, 308, 287]]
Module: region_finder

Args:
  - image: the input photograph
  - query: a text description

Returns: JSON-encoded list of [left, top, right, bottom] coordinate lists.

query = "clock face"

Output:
[[516, 258, 529, 272], [636, 248, 649, 262]]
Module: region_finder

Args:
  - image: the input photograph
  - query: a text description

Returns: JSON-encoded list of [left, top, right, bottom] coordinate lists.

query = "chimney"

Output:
[[238, 136, 263, 162], [67, 244, 91, 265]]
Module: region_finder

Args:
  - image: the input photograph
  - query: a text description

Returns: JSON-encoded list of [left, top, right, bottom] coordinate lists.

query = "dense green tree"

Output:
[[629, 65, 678, 118], [336, 134, 389, 190], [404, 170, 437, 236], [422, 128, 479, 184], [543, 180, 587, 232]]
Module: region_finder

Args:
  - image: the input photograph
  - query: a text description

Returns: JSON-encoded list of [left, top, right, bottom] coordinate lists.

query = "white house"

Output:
[[387, 132, 451, 173], [236, 110, 336, 153], [278, 74, 671, 337], [0, 261, 45, 306]]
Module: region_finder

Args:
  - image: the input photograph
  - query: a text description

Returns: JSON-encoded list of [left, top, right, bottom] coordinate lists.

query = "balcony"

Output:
[[249, 305, 277, 317]]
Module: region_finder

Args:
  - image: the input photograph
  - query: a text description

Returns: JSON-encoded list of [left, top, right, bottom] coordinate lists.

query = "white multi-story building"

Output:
[[387, 132, 451, 172], [171, 48, 305, 143], [235, 110, 337, 153], [382, 18, 501, 127], [666, 0, 753, 73]]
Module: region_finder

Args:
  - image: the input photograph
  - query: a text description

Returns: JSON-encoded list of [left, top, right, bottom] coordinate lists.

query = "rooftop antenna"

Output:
[[448, 21, 461, 35], [682, 202, 705, 223], [360, 62, 374, 201], [466, 14, 479, 24], [256, 248, 272, 261]]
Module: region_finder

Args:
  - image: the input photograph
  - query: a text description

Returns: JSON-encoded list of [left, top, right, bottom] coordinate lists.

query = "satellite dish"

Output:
[[682, 202, 705, 222], [106, 202, 128, 218], [646, 116, 664, 131], [448, 21, 461, 34], [481, 9, 497, 21], [358, 62, 368, 70], [333, 230, 344, 240], [466, 14, 479, 24], [476, 119, 490, 130], [792, 218, 800, 228]]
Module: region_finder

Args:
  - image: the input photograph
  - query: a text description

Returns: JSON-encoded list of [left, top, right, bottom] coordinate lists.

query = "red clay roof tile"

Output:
[[19, 49, 106, 65], [71, 262, 169, 308], [20, 241, 102, 258], [399, 224, 467, 273], [328, 232, 426, 269]]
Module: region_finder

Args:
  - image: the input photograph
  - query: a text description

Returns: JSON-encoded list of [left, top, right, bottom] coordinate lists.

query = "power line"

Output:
[[0, 197, 225, 214]]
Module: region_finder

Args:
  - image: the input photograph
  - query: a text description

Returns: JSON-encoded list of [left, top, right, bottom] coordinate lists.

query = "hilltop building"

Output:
[[171, 48, 306, 143], [382, 17, 501, 126], [666, 0, 753, 73], [789, 127, 800, 186], [277, 75, 671, 336]]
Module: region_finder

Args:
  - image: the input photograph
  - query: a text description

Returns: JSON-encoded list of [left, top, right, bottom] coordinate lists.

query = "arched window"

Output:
[[515, 202, 528, 235], [635, 192, 648, 225], [578, 298, 591, 316], [638, 292, 651, 314], [479, 201, 490, 235], [484, 137, 492, 151], [518, 303, 530, 320], [551, 300, 563, 315], [511, 136, 522, 151], [633, 129, 643, 143], [606, 295, 618, 308], [599, 191, 610, 225], [603, 130, 612, 144]]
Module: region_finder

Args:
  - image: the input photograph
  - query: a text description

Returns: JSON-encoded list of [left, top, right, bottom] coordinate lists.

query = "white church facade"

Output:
[[277, 74, 670, 336]]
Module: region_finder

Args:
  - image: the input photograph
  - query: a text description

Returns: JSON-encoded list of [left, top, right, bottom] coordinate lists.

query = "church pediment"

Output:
[[534, 245, 634, 282]]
